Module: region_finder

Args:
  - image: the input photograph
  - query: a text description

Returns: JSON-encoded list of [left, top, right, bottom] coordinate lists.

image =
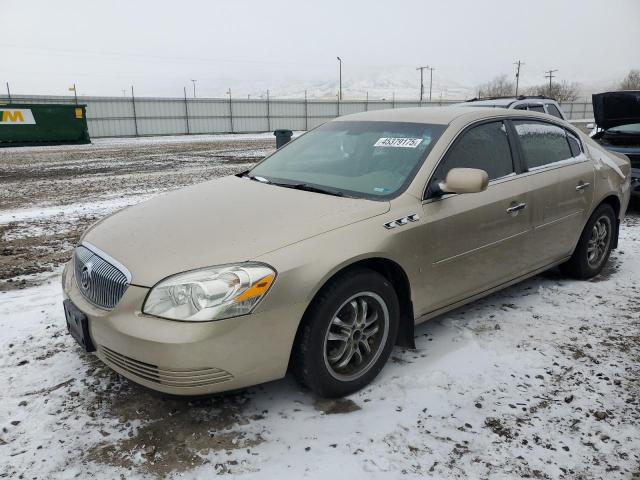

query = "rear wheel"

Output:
[[292, 269, 399, 398], [560, 203, 615, 279]]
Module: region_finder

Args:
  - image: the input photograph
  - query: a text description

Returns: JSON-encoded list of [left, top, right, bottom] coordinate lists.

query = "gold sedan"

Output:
[[62, 107, 631, 397]]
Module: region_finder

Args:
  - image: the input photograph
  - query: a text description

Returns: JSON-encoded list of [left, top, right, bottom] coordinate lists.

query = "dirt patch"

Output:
[[483, 417, 513, 439], [314, 398, 361, 414], [72, 353, 264, 477]]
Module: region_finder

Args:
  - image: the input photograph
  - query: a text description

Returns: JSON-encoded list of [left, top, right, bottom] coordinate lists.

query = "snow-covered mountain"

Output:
[[216, 67, 477, 101]]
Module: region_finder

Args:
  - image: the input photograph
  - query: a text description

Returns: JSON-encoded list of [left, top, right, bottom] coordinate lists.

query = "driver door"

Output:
[[414, 120, 535, 315]]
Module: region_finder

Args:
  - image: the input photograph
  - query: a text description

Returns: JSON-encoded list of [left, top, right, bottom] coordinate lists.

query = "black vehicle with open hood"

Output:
[[592, 91, 640, 197]]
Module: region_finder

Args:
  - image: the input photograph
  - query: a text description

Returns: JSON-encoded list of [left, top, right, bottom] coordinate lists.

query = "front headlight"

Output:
[[143, 263, 276, 322]]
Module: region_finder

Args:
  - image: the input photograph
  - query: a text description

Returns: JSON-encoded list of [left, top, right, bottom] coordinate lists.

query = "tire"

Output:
[[292, 268, 400, 398], [560, 203, 616, 279]]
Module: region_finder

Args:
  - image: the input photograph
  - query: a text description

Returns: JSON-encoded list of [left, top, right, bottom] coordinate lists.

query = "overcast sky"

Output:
[[1, 0, 638, 99]]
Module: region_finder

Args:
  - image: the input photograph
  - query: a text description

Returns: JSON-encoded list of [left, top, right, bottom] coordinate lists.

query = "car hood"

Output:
[[83, 175, 390, 287], [592, 91, 640, 130]]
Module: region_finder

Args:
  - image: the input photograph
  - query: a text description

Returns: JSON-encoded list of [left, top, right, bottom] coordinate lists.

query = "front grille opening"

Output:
[[74, 245, 129, 309]]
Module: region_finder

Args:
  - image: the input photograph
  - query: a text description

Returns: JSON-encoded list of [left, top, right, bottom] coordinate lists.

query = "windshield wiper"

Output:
[[270, 181, 345, 197], [243, 172, 271, 183]]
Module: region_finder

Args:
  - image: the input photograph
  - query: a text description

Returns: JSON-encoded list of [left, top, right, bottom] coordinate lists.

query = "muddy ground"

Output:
[[0, 135, 274, 289]]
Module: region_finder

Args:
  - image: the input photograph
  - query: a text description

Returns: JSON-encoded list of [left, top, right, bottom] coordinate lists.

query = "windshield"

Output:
[[249, 121, 446, 199], [608, 123, 640, 134]]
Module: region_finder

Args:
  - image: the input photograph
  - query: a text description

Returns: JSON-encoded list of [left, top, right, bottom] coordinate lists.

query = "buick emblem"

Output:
[[80, 262, 93, 291]]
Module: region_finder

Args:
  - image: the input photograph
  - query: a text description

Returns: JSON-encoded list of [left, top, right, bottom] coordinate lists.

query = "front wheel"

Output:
[[292, 269, 399, 398], [560, 203, 616, 279]]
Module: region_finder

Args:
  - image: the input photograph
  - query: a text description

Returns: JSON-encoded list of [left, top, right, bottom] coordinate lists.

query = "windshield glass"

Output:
[[249, 121, 446, 199], [608, 123, 640, 134]]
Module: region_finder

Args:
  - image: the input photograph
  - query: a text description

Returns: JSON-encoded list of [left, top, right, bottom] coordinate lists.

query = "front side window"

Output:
[[249, 121, 446, 199], [528, 104, 546, 113], [546, 104, 564, 119], [427, 121, 514, 197], [513, 120, 573, 169]]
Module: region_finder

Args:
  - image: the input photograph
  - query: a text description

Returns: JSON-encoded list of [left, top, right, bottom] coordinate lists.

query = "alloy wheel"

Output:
[[586, 215, 611, 267], [323, 292, 389, 382]]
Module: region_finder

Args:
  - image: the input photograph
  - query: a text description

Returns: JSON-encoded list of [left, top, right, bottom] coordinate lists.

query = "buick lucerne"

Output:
[[62, 107, 631, 398]]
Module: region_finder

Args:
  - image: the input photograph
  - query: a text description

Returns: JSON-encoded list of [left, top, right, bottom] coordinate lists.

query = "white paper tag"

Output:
[[374, 137, 422, 148]]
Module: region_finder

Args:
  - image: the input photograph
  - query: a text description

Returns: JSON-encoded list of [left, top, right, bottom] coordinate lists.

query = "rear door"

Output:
[[416, 120, 534, 313], [511, 120, 594, 267]]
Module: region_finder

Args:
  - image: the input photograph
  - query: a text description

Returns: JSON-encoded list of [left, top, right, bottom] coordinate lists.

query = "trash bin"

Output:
[[0, 103, 90, 146], [273, 129, 293, 149]]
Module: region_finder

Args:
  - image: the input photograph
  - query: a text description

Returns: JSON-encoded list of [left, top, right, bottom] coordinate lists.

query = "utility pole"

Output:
[[131, 85, 139, 137], [304, 89, 308, 131], [545, 69, 558, 96], [190, 79, 197, 98], [227, 88, 233, 133], [416, 66, 428, 102], [428, 67, 435, 102], [336, 56, 342, 101], [514, 60, 524, 96], [183, 86, 190, 134], [6, 82, 11, 103], [266, 89, 271, 132], [69, 83, 78, 105]]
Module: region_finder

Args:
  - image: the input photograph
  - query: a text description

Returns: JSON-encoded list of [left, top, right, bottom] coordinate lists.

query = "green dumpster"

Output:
[[0, 103, 90, 146]]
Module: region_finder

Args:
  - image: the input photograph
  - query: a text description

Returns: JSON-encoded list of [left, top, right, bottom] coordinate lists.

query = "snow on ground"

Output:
[[1, 219, 638, 479], [1, 136, 639, 479], [0, 132, 302, 154]]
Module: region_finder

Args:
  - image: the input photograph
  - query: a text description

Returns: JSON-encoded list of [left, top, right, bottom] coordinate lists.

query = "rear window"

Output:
[[513, 120, 573, 169], [546, 104, 564, 119]]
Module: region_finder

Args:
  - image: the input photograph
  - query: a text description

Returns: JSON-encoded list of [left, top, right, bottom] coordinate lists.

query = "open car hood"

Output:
[[592, 91, 640, 130]]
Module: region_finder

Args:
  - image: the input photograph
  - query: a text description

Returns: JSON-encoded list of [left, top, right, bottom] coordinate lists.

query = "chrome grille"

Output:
[[100, 346, 234, 388], [74, 244, 129, 309]]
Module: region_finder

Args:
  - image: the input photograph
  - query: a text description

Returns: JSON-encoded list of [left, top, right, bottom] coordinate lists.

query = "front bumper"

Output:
[[62, 262, 306, 395]]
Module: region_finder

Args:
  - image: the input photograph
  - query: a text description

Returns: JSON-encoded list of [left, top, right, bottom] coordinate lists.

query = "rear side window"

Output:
[[528, 105, 546, 113], [566, 130, 582, 157], [431, 121, 514, 187], [546, 104, 564, 119], [513, 121, 573, 169]]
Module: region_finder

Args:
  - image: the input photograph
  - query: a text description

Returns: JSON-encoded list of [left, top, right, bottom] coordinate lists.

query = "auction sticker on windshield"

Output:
[[374, 137, 423, 148]]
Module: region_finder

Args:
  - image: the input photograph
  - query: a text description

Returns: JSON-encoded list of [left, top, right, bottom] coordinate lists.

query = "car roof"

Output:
[[333, 106, 560, 125]]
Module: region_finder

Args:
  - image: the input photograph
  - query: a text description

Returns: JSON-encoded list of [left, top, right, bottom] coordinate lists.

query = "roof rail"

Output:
[[466, 95, 555, 102]]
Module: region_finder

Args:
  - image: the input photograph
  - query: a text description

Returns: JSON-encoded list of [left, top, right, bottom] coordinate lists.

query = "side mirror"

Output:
[[439, 168, 489, 194]]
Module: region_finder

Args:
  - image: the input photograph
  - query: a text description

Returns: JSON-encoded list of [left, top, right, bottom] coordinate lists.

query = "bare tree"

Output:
[[476, 74, 515, 98], [527, 80, 581, 102], [620, 69, 640, 90]]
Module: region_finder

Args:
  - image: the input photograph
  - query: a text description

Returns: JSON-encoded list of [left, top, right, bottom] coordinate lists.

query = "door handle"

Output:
[[576, 182, 591, 191], [506, 202, 527, 214]]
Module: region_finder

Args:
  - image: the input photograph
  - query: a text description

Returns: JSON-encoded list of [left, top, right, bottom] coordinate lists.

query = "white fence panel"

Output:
[[0, 94, 594, 138]]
